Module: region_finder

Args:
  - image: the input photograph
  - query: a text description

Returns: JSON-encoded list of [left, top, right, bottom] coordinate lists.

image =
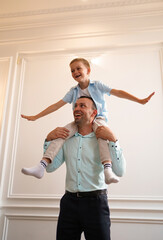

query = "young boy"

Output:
[[21, 58, 155, 184]]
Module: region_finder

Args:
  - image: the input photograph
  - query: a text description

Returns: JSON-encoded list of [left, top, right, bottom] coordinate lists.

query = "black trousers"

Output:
[[57, 192, 111, 240]]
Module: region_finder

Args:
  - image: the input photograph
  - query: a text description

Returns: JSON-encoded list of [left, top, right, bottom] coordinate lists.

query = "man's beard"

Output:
[[74, 110, 83, 125], [75, 117, 82, 124]]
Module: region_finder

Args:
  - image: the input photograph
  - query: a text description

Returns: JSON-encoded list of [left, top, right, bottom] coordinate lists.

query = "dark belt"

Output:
[[65, 189, 107, 198]]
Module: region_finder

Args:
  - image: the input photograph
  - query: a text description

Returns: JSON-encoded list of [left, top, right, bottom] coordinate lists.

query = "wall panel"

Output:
[[6, 47, 163, 199], [3, 216, 57, 240], [0, 46, 161, 240]]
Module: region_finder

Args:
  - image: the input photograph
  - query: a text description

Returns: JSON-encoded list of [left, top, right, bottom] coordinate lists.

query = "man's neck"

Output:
[[78, 124, 93, 136]]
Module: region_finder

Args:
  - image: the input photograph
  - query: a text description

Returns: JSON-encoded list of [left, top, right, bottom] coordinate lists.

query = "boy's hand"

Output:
[[95, 126, 117, 142], [21, 114, 37, 121], [139, 92, 155, 105], [46, 127, 70, 141]]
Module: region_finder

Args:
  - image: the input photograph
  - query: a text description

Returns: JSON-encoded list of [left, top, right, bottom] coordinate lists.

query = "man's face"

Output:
[[73, 98, 97, 125]]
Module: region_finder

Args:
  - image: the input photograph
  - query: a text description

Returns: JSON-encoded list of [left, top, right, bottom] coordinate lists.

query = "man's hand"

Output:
[[95, 126, 117, 142], [46, 127, 70, 141]]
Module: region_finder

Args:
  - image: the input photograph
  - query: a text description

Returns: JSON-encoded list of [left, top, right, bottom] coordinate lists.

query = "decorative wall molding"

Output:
[[0, 0, 163, 19], [7, 44, 163, 200], [0, 57, 12, 199], [2, 215, 58, 240], [4, 195, 163, 206], [7, 58, 27, 200], [1, 26, 163, 46], [2, 213, 163, 240], [111, 218, 163, 224], [0, 4, 163, 239], [159, 48, 163, 90], [0, 17, 163, 46], [2, 209, 163, 222], [0, 57, 11, 134], [0, 0, 163, 37], [1, 46, 162, 239], [2, 196, 162, 221], [8, 43, 163, 61]]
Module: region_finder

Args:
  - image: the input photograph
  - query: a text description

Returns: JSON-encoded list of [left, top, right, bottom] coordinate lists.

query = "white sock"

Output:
[[104, 163, 119, 185], [21, 160, 48, 179]]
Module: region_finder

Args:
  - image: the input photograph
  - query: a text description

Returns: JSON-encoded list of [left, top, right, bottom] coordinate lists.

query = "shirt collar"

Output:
[[74, 131, 95, 138], [74, 80, 94, 89]]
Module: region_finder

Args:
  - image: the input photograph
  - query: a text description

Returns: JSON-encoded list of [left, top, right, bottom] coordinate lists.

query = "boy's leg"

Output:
[[93, 117, 119, 184], [43, 122, 77, 161], [21, 122, 77, 178], [21, 159, 50, 179]]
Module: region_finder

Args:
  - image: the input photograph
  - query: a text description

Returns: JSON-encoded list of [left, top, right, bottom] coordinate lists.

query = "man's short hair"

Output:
[[77, 96, 97, 110]]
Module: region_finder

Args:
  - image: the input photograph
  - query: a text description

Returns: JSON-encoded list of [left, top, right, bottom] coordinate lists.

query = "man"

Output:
[[45, 96, 126, 240]]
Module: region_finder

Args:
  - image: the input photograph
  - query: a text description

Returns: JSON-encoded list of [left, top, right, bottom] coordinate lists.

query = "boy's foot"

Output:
[[104, 167, 119, 184], [21, 160, 48, 179]]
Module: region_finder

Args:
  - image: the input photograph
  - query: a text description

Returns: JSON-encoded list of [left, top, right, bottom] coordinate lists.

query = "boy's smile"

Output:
[[70, 61, 90, 88]]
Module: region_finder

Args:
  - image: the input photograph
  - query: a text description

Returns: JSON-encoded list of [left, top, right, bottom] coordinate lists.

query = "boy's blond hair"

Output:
[[70, 58, 90, 69]]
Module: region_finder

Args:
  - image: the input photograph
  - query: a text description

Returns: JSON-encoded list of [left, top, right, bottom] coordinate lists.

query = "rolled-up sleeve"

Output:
[[109, 141, 126, 177]]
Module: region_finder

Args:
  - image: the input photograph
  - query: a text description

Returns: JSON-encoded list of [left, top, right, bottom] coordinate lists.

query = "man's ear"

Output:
[[92, 109, 97, 118]]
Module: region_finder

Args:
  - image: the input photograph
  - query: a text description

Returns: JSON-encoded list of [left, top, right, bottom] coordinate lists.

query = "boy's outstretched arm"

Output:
[[110, 89, 155, 104], [21, 99, 67, 121]]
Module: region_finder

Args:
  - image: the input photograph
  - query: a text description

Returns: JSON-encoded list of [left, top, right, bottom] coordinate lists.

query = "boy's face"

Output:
[[70, 61, 90, 84]]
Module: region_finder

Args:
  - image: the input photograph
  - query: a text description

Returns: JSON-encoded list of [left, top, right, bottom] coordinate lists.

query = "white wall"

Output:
[[0, 1, 163, 240]]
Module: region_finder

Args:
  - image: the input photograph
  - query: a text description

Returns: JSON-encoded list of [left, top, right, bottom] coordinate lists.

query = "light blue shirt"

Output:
[[46, 132, 126, 192], [62, 81, 112, 122]]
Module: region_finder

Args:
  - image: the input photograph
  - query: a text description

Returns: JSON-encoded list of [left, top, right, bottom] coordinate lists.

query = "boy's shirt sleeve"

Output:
[[108, 140, 126, 177], [44, 141, 65, 172], [62, 87, 75, 104], [95, 81, 112, 96]]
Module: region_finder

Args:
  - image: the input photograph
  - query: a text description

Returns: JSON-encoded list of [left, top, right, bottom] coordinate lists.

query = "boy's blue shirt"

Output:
[[62, 80, 112, 122], [45, 132, 126, 192]]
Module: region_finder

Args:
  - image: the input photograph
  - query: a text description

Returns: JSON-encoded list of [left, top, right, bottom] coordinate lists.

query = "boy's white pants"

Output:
[[43, 117, 111, 163]]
